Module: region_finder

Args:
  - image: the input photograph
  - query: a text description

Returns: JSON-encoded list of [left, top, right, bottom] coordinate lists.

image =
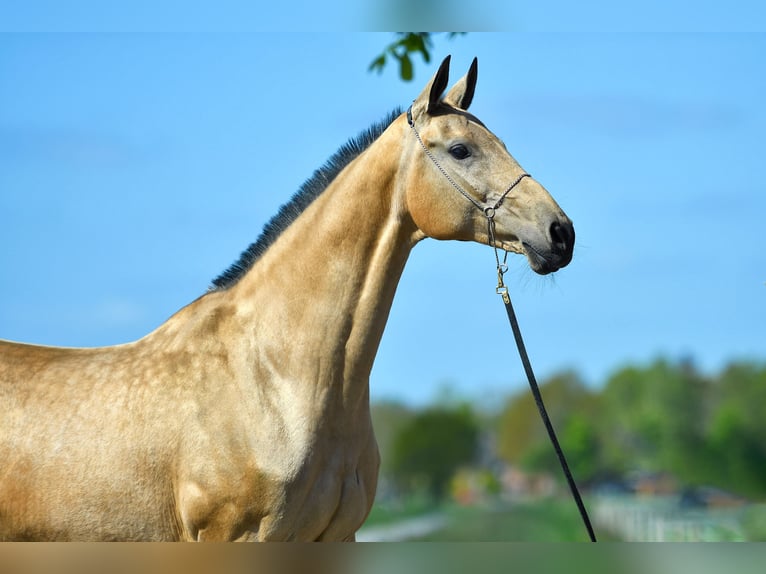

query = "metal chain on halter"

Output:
[[407, 105, 597, 542]]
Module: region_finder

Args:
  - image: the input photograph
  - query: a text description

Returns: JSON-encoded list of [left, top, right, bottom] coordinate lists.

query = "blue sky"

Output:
[[1, 32, 764, 406]]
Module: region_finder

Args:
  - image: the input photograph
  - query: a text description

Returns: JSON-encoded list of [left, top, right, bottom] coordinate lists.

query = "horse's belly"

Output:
[[0, 447, 180, 541], [0, 487, 179, 541]]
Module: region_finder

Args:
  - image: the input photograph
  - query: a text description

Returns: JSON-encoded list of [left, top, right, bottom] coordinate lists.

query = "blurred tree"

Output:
[[389, 403, 479, 500], [497, 391, 536, 464], [369, 33, 466, 81], [370, 400, 415, 477], [377, 359, 766, 502], [496, 371, 602, 481], [599, 359, 712, 483], [706, 362, 766, 497], [496, 383, 541, 463], [560, 413, 602, 482]]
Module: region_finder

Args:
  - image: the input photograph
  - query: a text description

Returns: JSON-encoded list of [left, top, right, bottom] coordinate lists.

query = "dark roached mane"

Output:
[[210, 108, 403, 291]]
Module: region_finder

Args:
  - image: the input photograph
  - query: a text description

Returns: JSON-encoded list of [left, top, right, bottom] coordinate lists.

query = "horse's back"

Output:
[[1, 338, 76, 376], [0, 338, 124, 419], [0, 338, 114, 389]]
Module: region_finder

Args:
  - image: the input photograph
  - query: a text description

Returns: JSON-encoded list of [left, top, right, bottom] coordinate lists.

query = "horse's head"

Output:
[[403, 56, 574, 275]]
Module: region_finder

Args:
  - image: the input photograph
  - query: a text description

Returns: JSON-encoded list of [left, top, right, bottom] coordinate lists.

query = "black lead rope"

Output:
[[499, 287, 598, 542]]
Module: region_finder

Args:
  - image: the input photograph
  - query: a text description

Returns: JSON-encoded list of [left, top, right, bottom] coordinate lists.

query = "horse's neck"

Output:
[[186, 124, 416, 414]]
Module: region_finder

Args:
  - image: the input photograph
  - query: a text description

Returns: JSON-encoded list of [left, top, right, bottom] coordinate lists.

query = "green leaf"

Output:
[[369, 32, 464, 81], [399, 53, 413, 81], [401, 33, 431, 62], [368, 54, 386, 73]]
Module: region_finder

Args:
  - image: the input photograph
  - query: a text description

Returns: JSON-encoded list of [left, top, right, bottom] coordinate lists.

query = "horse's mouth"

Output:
[[523, 242, 562, 275], [495, 239, 571, 275]]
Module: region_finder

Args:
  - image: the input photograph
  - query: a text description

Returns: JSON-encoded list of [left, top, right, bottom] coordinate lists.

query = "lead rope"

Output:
[[408, 106, 597, 542], [491, 222, 597, 543]]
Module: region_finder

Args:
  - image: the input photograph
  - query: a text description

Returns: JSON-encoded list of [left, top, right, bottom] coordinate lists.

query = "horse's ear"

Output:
[[411, 55, 451, 119], [443, 57, 478, 111]]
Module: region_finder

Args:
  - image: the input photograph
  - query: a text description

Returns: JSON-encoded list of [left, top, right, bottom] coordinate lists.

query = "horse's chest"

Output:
[[255, 431, 380, 540], [178, 424, 379, 541]]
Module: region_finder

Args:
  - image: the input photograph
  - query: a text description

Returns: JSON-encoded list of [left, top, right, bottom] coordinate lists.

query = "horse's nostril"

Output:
[[549, 220, 575, 254]]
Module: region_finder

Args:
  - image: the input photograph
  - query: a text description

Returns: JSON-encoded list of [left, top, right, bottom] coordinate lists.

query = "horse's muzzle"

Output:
[[524, 219, 575, 275]]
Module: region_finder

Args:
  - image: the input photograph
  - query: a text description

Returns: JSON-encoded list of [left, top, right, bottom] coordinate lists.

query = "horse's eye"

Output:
[[449, 144, 471, 160]]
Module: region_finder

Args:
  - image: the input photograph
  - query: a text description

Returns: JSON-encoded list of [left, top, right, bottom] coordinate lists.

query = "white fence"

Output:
[[592, 495, 747, 541]]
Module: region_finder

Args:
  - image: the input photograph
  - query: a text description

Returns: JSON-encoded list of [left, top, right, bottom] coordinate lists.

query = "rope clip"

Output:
[[496, 266, 510, 304]]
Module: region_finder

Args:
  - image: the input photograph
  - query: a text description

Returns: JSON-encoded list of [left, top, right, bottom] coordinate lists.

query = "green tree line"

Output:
[[373, 358, 766, 502], [496, 359, 766, 499]]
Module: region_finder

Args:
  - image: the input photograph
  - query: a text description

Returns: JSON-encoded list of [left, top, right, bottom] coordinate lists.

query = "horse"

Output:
[[0, 56, 574, 541]]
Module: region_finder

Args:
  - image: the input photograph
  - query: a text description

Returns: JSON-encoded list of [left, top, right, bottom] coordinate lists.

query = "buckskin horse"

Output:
[[0, 56, 574, 540]]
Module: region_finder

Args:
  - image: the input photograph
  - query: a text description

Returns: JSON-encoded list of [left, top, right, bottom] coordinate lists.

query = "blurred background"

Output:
[[1, 29, 764, 540]]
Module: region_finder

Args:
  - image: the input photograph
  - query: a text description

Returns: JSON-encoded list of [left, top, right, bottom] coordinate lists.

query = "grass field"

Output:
[[366, 496, 766, 542], [363, 493, 438, 527], [363, 496, 613, 542], [412, 498, 609, 542]]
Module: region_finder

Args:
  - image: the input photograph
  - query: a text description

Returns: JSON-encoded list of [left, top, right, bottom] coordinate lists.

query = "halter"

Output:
[[406, 105, 598, 543], [406, 105, 530, 302]]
